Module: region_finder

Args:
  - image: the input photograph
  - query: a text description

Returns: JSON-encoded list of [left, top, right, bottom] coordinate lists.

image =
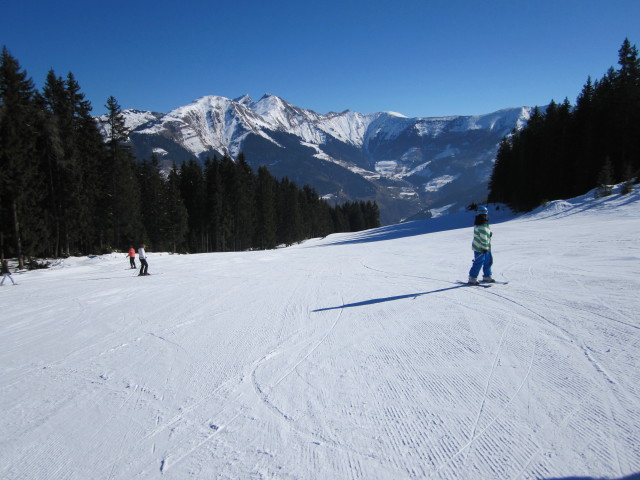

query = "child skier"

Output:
[[468, 206, 495, 285]]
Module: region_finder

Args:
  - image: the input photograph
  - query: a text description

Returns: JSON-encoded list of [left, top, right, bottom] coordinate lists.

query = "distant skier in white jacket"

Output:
[[138, 244, 149, 276]]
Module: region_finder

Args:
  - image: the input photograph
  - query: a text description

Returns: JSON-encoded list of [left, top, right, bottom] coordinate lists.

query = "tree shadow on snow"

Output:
[[312, 211, 513, 247], [312, 284, 466, 312], [318, 221, 443, 247]]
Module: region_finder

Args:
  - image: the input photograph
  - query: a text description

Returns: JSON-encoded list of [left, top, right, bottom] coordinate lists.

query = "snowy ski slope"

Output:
[[1, 187, 639, 479]]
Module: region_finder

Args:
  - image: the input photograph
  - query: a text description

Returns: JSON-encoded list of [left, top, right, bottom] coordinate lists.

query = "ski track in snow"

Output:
[[1, 187, 640, 479]]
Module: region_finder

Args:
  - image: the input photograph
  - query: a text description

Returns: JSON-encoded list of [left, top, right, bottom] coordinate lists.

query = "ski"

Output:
[[456, 281, 491, 288], [481, 280, 509, 285]]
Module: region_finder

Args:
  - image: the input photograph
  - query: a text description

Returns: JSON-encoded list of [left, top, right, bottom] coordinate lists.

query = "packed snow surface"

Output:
[[1, 188, 639, 480]]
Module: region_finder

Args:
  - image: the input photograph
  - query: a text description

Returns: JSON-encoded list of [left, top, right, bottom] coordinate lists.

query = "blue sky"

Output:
[[3, 0, 639, 117]]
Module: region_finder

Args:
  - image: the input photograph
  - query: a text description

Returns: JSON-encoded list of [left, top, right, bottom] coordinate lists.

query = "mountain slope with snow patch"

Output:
[[97, 95, 533, 224]]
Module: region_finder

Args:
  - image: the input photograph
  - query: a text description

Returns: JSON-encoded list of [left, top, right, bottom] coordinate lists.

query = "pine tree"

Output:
[[99, 96, 142, 250], [345, 201, 366, 231], [40, 70, 101, 256], [277, 177, 302, 246], [620, 162, 637, 195], [617, 38, 640, 82], [363, 200, 381, 229], [316, 200, 336, 236], [33, 75, 63, 257], [179, 159, 206, 252], [234, 153, 256, 250], [204, 156, 224, 252], [136, 155, 166, 249], [613, 38, 640, 177], [254, 166, 277, 249], [571, 77, 597, 195], [217, 155, 238, 251], [65, 73, 103, 254], [487, 137, 511, 205], [0, 47, 40, 268], [165, 165, 188, 252], [331, 204, 349, 233], [595, 158, 613, 197]]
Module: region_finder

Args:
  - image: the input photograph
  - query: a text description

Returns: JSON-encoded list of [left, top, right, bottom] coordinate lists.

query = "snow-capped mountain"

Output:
[[97, 95, 533, 224]]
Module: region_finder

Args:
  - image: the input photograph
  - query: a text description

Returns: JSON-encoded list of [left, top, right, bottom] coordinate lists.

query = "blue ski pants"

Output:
[[469, 250, 493, 279]]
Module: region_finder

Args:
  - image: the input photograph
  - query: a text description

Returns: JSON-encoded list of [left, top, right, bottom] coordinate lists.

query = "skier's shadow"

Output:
[[312, 284, 465, 312], [543, 475, 640, 480]]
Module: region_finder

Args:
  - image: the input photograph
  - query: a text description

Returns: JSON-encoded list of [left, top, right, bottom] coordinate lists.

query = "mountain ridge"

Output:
[[97, 94, 533, 224]]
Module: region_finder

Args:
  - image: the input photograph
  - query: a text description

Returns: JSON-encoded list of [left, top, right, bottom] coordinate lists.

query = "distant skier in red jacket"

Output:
[[127, 246, 136, 269]]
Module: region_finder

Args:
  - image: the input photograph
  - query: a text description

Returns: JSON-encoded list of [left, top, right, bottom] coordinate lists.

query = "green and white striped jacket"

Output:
[[472, 224, 492, 252]]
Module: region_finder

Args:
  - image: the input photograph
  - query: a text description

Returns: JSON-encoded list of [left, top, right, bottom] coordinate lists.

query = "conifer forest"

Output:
[[0, 47, 380, 268], [488, 39, 640, 211]]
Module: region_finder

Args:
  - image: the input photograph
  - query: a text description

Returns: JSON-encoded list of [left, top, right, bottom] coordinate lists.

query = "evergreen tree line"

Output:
[[164, 155, 380, 253], [488, 39, 640, 211], [0, 47, 380, 268]]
